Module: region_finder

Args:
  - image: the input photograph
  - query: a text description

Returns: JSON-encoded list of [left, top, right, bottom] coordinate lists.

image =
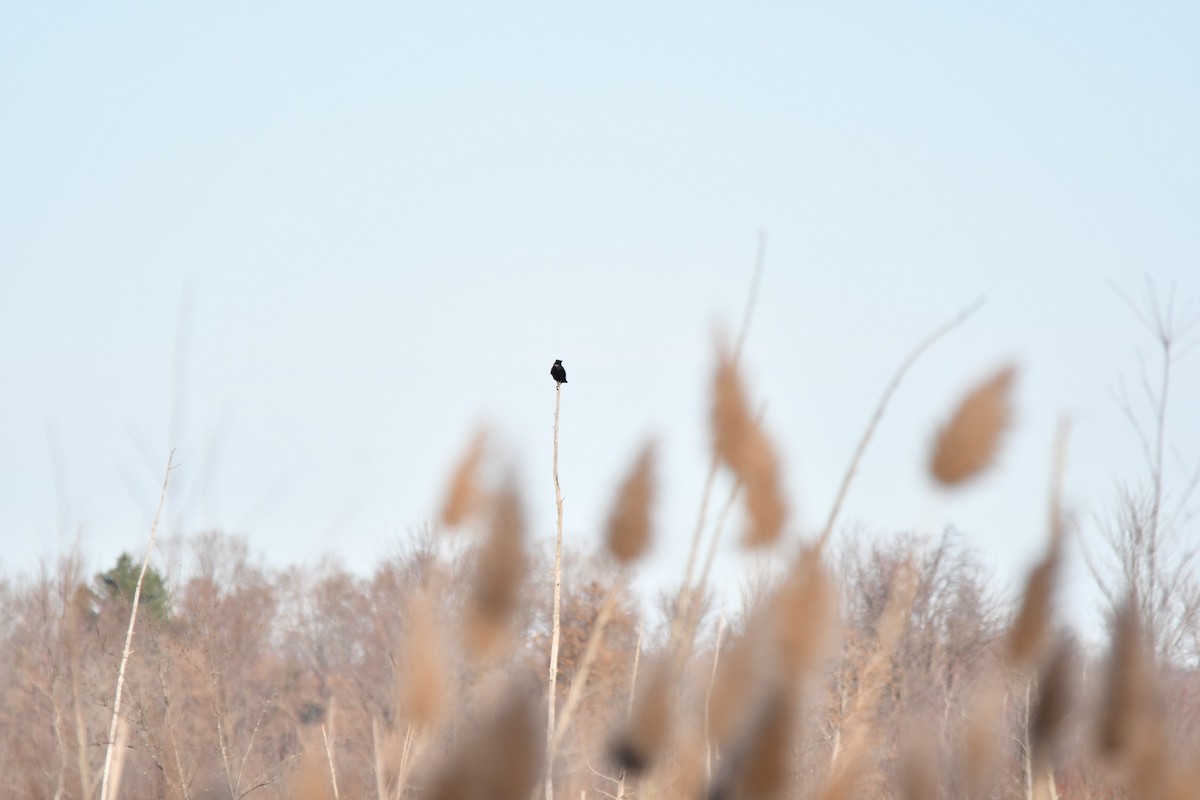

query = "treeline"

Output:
[[1, 525, 1197, 799], [4, 293, 1198, 799]]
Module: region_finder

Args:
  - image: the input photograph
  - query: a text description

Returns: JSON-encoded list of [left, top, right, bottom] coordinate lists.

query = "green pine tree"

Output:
[[96, 552, 171, 623]]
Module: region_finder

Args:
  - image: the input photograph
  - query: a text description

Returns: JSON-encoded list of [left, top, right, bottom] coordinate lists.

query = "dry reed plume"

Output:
[[440, 429, 488, 528], [293, 745, 333, 800], [898, 723, 939, 800], [713, 344, 787, 546], [1007, 550, 1059, 667], [963, 685, 1006, 796], [1030, 635, 1074, 771], [464, 481, 526, 659], [832, 561, 918, 777], [610, 657, 674, 774], [423, 682, 544, 800], [773, 547, 835, 673], [930, 365, 1015, 485], [710, 685, 795, 800], [606, 441, 657, 564], [1008, 419, 1070, 668], [398, 591, 445, 728], [1098, 601, 1176, 797], [706, 626, 767, 749]]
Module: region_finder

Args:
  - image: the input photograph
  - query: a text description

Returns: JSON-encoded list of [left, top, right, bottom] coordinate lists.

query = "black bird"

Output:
[[551, 359, 567, 386]]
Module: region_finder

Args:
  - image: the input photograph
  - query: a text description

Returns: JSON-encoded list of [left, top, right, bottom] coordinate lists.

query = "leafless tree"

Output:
[[1085, 282, 1200, 666]]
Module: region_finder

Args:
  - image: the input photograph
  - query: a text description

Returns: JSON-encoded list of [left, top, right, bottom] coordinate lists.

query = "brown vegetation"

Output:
[[3, 294, 1197, 800]]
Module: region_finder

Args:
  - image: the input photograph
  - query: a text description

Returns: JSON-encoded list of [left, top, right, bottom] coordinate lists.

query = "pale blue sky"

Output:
[[2, 4, 1197, 631]]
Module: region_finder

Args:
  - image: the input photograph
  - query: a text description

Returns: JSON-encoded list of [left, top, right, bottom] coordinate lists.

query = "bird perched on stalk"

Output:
[[551, 360, 567, 386]]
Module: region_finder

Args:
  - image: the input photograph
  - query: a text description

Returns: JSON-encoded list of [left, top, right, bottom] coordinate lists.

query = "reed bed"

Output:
[[2, 311, 1198, 800]]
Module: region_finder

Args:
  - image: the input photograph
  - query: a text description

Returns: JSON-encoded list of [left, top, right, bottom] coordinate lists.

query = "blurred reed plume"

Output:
[[1098, 600, 1176, 798], [706, 625, 767, 750], [1008, 418, 1070, 670], [1030, 635, 1074, 771], [964, 684, 1005, 796], [740, 430, 788, 549], [1097, 601, 1157, 760], [834, 561, 917, 769], [440, 429, 488, 528], [773, 547, 835, 673], [709, 685, 795, 800], [1007, 548, 1059, 667], [606, 441, 656, 564], [712, 343, 787, 546], [423, 681, 544, 800], [293, 746, 333, 800], [464, 481, 526, 658], [398, 591, 445, 729], [898, 722, 939, 800], [610, 657, 674, 774], [930, 365, 1015, 485]]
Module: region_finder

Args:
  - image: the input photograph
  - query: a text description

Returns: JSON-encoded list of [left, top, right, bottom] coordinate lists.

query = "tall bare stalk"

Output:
[[550, 578, 626, 757], [322, 720, 341, 800], [672, 234, 765, 653], [546, 384, 565, 800], [371, 719, 388, 800], [817, 299, 985, 551], [615, 614, 645, 800], [99, 449, 175, 800], [705, 613, 726, 779]]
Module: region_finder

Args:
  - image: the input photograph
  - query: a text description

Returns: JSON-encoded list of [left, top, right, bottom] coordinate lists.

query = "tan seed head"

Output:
[[605, 441, 656, 564], [930, 365, 1016, 485], [464, 482, 525, 659], [440, 429, 488, 528]]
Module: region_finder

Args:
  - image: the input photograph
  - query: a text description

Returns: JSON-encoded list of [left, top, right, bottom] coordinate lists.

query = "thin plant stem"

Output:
[[817, 299, 985, 551], [692, 464, 745, 632], [1048, 417, 1071, 552], [673, 233, 766, 650], [158, 663, 190, 800], [322, 721, 340, 800], [705, 614, 726, 779], [546, 384, 566, 800], [615, 614, 645, 800], [371, 719, 388, 800], [396, 722, 418, 800], [550, 575, 628, 756], [99, 449, 175, 800]]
